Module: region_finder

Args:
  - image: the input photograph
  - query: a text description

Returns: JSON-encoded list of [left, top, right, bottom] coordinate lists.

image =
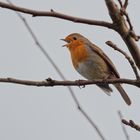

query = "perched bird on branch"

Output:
[[62, 33, 131, 105]]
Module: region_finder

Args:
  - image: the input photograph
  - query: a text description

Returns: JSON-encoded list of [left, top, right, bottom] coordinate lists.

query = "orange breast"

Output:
[[69, 44, 89, 69]]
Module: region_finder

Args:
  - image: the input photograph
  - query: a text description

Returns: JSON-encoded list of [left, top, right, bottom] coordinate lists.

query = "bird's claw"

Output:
[[75, 79, 85, 89]]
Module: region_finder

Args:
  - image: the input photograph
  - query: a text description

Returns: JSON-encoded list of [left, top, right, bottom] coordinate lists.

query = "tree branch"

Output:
[[0, 77, 140, 88], [118, 0, 133, 31], [105, 0, 140, 70], [0, 1, 113, 29], [118, 111, 130, 140], [106, 41, 140, 79], [124, 0, 128, 9], [122, 119, 140, 132]]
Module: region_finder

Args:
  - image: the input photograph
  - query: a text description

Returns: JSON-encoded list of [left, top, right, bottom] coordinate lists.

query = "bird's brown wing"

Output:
[[89, 43, 120, 78]]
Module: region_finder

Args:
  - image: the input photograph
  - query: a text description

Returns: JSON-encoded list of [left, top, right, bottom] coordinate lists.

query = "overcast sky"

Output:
[[0, 0, 140, 140]]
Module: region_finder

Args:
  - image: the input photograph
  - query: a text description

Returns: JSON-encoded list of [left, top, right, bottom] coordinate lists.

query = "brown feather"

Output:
[[88, 43, 120, 78]]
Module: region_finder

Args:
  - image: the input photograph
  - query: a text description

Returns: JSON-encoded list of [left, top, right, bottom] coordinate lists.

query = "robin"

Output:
[[61, 33, 131, 105]]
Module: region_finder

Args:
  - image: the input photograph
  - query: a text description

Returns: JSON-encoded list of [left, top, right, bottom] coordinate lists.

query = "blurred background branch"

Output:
[[118, 111, 130, 140]]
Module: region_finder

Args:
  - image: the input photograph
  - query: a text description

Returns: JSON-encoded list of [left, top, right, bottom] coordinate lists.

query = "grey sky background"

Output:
[[0, 0, 140, 139]]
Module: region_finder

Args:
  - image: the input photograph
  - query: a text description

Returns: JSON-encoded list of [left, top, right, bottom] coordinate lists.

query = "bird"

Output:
[[61, 33, 131, 105]]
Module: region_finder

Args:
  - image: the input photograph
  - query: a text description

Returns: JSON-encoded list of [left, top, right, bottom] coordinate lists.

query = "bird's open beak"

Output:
[[60, 39, 70, 47]]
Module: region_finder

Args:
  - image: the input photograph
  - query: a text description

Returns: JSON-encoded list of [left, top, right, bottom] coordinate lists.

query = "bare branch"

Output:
[[0, 77, 140, 88], [0, 1, 113, 29], [122, 119, 140, 132], [118, 0, 123, 8], [118, 0, 128, 9], [119, 0, 139, 41], [120, 8, 133, 31], [118, 111, 130, 140], [105, 0, 140, 70], [118, 0, 132, 30], [106, 41, 140, 79], [124, 0, 128, 9], [78, 106, 106, 140]]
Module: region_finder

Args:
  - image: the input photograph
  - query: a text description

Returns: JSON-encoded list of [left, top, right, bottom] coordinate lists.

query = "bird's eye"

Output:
[[73, 37, 77, 40]]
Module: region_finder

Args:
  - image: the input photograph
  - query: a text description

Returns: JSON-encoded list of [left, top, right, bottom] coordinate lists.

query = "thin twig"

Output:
[[6, 1, 106, 139], [0, 77, 140, 87], [122, 119, 140, 132], [121, 9, 133, 31], [124, 0, 128, 9], [78, 106, 105, 140], [118, 0, 128, 9], [118, 0, 132, 30], [0, 1, 114, 29], [118, 111, 130, 140], [118, 0, 123, 8], [106, 41, 140, 79]]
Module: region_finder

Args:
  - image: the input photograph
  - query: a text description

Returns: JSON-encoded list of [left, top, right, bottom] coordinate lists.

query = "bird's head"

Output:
[[61, 33, 88, 49]]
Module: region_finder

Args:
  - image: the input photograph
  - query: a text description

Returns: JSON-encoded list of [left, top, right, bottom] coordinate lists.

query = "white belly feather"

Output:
[[76, 59, 109, 80]]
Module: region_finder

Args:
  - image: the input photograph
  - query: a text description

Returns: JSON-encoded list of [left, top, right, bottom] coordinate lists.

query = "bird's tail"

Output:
[[114, 84, 131, 105], [97, 84, 112, 96]]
